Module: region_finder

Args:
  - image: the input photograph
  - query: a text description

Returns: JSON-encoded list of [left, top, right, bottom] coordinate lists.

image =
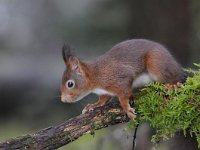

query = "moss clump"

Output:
[[134, 63, 200, 147]]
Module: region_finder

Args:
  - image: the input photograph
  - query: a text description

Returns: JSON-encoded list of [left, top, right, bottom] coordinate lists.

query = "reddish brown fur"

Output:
[[145, 49, 184, 84], [61, 39, 184, 118]]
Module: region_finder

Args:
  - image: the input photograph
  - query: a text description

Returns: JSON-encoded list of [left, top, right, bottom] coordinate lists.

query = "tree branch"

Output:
[[1, 67, 200, 149], [0, 101, 129, 150]]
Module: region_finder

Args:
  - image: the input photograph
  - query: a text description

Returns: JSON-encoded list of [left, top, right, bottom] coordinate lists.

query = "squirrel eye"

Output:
[[66, 80, 75, 89]]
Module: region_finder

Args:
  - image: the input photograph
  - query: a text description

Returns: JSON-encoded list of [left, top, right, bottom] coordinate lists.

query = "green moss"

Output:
[[134, 63, 200, 148]]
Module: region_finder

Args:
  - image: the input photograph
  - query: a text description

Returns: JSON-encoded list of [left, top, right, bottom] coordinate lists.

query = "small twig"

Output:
[[132, 124, 139, 150]]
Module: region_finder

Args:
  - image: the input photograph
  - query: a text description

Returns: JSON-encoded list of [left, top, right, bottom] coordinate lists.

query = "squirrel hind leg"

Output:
[[145, 50, 184, 84]]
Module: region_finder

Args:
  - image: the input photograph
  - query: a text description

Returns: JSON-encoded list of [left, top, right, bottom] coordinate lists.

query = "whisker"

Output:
[[53, 95, 61, 101], [54, 95, 61, 98]]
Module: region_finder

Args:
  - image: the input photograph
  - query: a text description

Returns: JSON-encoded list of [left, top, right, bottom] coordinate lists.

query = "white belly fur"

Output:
[[93, 88, 114, 96], [132, 73, 157, 88]]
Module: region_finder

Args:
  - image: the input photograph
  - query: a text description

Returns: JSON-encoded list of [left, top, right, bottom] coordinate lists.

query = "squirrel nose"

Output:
[[61, 94, 73, 103]]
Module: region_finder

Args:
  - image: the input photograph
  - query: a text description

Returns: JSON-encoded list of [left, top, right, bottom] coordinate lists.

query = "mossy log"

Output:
[[0, 101, 129, 150]]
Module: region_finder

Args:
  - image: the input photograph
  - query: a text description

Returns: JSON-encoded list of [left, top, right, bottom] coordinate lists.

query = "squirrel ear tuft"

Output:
[[62, 42, 83, 75], [62, 42, 75, 63]]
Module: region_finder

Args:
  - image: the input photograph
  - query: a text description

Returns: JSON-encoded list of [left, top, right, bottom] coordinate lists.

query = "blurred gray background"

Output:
[[0, 0, 200, 150]]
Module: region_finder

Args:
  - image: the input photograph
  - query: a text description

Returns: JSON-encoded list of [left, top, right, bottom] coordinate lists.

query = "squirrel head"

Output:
[[61, 43, 91, 103]]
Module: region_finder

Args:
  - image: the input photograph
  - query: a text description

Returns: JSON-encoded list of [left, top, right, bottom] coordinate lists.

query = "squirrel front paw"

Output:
[[82, 104, 96, 114], [126, 108, 137, 119]]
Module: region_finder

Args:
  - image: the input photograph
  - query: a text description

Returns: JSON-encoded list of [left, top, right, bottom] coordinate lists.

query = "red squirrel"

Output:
[[60, 39, 184, 119]]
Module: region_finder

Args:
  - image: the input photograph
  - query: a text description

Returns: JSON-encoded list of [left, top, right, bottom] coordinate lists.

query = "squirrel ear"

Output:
[[62, 43, 75, 64], [62, 42, 84, 75], [68, 56, 84, 75]]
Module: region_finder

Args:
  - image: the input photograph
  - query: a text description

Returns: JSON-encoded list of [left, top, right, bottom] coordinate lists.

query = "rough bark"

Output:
[[0, 101, 129, 150]]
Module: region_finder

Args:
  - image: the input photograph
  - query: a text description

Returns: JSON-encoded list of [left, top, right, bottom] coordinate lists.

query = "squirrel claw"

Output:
[[127, 108, 137, 119], [82, 104, 95, 114], [81, 108, 87, 114], [164, 82, 183, 90]]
